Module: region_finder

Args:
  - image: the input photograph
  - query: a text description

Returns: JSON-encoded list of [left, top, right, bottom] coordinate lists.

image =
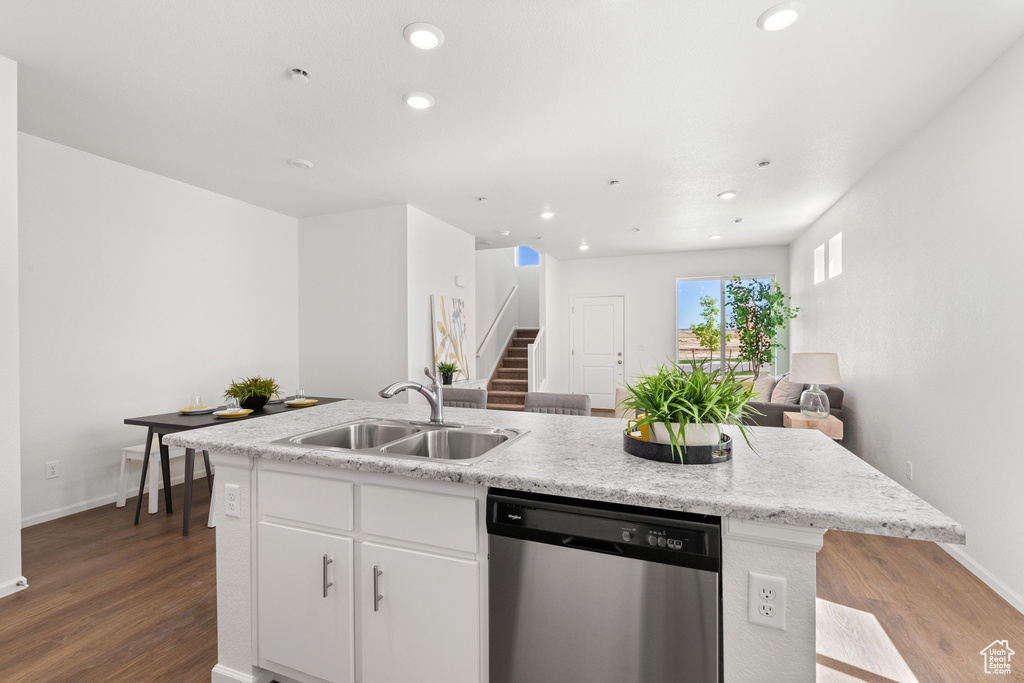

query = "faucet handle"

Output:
[[423, 366, 438, 383]]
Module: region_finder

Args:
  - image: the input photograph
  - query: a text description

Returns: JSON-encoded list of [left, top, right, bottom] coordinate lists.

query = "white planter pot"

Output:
[[650, 422, 721, 448]]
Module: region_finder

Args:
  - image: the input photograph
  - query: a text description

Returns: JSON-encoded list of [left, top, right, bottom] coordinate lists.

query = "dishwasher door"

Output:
[[488, 491, 720, 683]]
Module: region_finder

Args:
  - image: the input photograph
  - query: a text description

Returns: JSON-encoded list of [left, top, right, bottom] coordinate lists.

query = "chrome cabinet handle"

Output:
[[323, 554, 333, 598], [373, 565, 384, 612]]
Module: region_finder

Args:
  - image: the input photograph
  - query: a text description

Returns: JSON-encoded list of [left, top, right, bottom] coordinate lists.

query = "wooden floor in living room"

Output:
[[1, 485, 1021, 682]]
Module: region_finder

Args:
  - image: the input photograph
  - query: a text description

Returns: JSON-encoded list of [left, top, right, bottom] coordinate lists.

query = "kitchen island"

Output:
[[166, 399, 963, 683]]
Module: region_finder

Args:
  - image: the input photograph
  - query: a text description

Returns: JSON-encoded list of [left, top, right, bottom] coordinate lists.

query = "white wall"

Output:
[[298, 206, 408, 401], [0, 56, 24, 596], [18, 134, 299, 524], [475, 248, 518, 342], [544, 247, 790, 393], [407, 206, 476, 383], [789, 37, 1024, 610]]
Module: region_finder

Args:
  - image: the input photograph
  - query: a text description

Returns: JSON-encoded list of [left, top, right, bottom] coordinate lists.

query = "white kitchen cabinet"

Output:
[[360, 542, 480, 683], [253, 461, 486, 683], [257, 521, 354, 683]]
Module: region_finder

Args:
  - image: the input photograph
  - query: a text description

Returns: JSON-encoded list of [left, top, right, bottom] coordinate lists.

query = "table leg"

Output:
[[158, 435, 173, 514], [148, 452, 160, 514], [133, 427, 154, 525], [183, 448, 195, 536]]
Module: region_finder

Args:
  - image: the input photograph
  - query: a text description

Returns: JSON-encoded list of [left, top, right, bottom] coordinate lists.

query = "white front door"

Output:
[[571, 296, 624, 410]]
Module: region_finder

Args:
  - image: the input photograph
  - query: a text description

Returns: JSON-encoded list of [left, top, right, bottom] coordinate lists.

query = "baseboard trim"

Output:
[[940, 542, 1024, 615], [22, 469, 208, 528], [211, 664, 276, 683], [0, 575, 29, 600]]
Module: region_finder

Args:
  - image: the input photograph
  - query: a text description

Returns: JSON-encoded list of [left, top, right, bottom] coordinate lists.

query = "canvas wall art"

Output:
[[431, 295, 469, 380]]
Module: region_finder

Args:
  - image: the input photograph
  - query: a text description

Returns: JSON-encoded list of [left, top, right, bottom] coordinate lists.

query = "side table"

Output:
[[783, 412, 844, 441]]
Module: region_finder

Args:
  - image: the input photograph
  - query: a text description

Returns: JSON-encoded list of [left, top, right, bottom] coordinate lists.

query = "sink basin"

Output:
[[273, 418, 526, 465], [285, 420, 420, 450], [381, 429, 510, 461]]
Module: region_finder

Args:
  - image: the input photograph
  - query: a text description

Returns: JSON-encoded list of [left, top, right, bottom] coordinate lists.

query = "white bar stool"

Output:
[[116, 436, 186, 514]]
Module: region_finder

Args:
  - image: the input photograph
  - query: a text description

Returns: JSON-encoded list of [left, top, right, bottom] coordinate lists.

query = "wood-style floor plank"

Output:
[[3, 487, 1023, 682], [0, 484, 217, 683]]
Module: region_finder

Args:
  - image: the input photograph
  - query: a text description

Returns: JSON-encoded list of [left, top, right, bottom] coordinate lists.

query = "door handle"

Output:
[[373, 565, 384, 612], [618, 360, 622, 364], [322, 554, 333, 598]]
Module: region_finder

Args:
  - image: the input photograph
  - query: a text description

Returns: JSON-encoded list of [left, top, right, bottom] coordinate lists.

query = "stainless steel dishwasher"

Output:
[[487, 489, 721, 683]]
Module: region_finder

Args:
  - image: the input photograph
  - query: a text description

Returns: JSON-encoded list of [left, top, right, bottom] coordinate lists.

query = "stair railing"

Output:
[[476, 285, 519, 379], [527, 327, 546, 392]]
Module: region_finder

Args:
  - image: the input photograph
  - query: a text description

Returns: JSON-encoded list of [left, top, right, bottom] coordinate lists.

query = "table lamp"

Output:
[[789, 353, 841, 419]]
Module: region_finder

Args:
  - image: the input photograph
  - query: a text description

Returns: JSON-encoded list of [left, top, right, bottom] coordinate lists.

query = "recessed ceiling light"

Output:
[[480, 240, 493, 245], [757, 2, 803, 31], [717, 190, 737, 199], [499, 230, 510, 237], [709, 234, 722, 240], [734, 218, 744, 224], [288, 158, 313, 169], [403, 23, 445, 50], [540, 211, 555, 219], [289, 68, 310, 83], [404, 92, 435, 109], [579, 244, 590, 251]]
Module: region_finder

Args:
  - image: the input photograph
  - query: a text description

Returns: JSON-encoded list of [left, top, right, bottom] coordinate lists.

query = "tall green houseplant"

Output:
[[725, 277, 798, 380]]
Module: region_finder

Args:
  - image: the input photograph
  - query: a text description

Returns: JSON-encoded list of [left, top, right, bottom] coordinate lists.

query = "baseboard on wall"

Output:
[[940, 542, 1024, 615], [21, 469, 207, 528], [0, 575, 29, 600], [211, 664, 276, 683]]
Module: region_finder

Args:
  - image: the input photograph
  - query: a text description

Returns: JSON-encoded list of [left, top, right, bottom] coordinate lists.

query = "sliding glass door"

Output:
[[676, 276, 773, 375]]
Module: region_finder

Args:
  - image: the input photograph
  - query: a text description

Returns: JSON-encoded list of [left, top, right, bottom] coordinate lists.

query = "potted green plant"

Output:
[[225, 376, 281, 411], [436, 361, 459, 385], [725, 277, 798, 381], [618, 361, 759, 463]]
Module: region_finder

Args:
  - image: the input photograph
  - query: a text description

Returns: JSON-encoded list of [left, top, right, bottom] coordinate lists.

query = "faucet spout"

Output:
[[378, 368, 445, 424]]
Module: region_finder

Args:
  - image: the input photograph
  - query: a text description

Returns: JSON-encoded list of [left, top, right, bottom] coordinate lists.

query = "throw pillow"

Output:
[[751, 374, 778, 403], [770, 373, 804, 404]]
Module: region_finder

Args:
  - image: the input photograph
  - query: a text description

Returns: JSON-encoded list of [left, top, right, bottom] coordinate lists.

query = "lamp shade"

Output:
[[789, 353, 841, 384]]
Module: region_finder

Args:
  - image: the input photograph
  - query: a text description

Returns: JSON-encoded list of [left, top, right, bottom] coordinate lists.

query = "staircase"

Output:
[[487, 328, 539, 411]]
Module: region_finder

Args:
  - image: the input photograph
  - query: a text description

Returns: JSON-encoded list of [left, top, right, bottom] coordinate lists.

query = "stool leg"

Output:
[[133, 428, 154, 524], [158, 435, 173, 514], [183, 448, 195, 536], [148, 452, 160, 514], [202, 450, 213, 495], [116, 450, 129, 508]]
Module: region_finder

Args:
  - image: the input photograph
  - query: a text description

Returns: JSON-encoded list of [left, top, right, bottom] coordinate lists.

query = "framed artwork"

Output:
[[431, 295, 469, 381]]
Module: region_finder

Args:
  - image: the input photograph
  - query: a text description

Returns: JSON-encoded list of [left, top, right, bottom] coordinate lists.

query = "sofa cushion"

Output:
[[751, 374, 778, 403], [770, 373, 804, 404]]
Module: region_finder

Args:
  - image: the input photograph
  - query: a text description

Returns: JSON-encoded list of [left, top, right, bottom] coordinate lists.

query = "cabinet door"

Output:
[[258, 521, 354, 683], [361, 542, 480, 683]]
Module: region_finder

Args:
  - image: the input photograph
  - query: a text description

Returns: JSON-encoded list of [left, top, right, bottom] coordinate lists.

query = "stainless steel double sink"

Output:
[[272, 417, 527, 465]]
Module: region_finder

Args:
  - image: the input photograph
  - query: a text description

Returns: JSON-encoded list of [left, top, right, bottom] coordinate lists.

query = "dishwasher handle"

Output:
[[561, 535, 625, 555]]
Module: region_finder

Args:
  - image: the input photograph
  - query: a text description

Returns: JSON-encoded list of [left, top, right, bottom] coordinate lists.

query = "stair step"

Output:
[[496, 368, 528, 380], [488, 403, 525, 412], [502, 358, 528, 369], [506, 347, 528, 358], [511, 339, 534, 348], [490, 379, 527, 392], [489, 391, 526, 404]]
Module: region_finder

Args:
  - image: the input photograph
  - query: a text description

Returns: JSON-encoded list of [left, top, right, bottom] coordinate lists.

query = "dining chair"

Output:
[[442, 388, 488, 409], [523, 392, 591, 416]]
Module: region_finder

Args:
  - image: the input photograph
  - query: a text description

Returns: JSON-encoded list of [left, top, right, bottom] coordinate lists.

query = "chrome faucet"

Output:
[[379, 367, 446, 424]]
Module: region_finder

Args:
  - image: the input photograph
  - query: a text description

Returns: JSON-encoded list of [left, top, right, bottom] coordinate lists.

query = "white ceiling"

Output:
[[3, 1, 1024, 261]]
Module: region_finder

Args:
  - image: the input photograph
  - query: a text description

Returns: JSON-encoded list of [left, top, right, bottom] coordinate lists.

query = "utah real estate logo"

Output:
[[980, 640, 1014, 675]]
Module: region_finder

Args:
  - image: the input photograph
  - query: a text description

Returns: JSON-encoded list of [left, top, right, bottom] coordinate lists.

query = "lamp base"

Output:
[[799, 384, 830, 419]]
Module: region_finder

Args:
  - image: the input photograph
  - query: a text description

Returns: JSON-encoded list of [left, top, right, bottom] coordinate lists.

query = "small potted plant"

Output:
[[436, 361, 459, 386], [618, 361, 759, 463], [225, 376, 281, 411]]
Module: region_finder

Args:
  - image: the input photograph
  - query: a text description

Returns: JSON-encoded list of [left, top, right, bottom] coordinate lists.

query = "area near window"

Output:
[[676, 276, 774, 376]]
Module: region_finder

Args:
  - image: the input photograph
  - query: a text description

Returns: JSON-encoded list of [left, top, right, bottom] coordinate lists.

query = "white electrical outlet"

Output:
[[906, 461, 913, 480], [46, 460, 60, 479], [748, 572, 787, 631], [225, 483, 240, 518]]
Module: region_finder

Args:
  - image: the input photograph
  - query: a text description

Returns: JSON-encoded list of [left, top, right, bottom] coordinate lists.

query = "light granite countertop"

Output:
[[165, 399, 964, 544]]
